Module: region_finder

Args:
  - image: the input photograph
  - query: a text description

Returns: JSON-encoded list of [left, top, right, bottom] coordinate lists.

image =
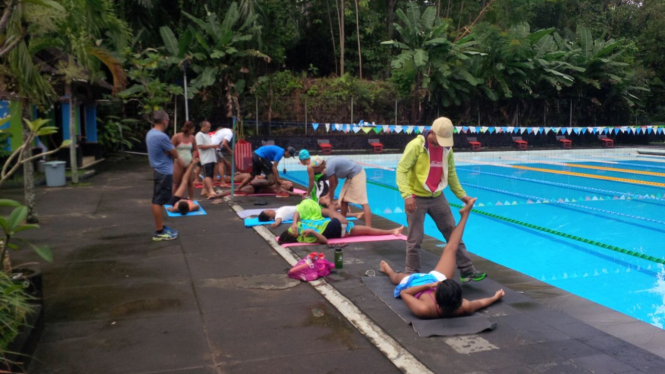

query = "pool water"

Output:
[[281, 150, 665, 329]]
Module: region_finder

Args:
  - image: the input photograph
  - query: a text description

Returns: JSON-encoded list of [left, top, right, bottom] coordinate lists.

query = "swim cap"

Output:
[[299, 149, 310, 160], [311, 156, 324, 167]]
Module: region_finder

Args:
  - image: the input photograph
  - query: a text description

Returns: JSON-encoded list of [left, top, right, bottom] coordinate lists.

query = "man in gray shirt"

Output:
[[311, 156, 372, 227]]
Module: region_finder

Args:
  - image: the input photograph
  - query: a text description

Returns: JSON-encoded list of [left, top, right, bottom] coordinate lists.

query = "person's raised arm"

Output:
[[447, 149, 470, 202], [306, 166, 315, 197], [327, 174, 338, 201], [289, 211, 300, 235], [235, 174, 254, 191]]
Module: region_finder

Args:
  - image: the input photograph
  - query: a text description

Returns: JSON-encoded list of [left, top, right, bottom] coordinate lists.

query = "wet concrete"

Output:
[[7, 155, 397, 374]]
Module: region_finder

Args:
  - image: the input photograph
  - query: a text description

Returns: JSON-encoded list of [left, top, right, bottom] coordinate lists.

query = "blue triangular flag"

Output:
[[311, 123, 319, 131]]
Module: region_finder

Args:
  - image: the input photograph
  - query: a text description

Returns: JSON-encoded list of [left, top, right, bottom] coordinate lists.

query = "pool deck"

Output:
[[7, 154, 665, 374]]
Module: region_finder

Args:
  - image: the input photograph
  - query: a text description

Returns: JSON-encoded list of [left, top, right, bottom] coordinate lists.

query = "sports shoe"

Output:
[[163, 226, 179, 235], [461, 271, 487, 283], [153, 230, 178, 241]]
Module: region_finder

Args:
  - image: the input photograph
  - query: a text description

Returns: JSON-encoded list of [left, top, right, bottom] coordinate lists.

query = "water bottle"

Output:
[[334, 247, 343, 269]]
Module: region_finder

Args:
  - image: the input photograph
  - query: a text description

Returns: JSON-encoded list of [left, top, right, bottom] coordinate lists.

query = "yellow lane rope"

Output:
[[511, 165, 665, 188], [565, 163, 665, 177]]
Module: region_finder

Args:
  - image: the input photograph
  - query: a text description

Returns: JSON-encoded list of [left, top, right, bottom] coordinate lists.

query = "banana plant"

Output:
[[0, 117, 71, 186], [0, 199, 52, 273]]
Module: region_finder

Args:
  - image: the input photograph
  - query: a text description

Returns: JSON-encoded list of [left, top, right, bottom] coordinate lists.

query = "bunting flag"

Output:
[[311, 123, 319, 131], [383, 125, 389, 133], [567, 128, 573, 135], [344, 124, 350, 133], [389, 125, 396, 133], [521, 128, 527, 134], [395, 125, 403, 133], [325, 123, 330, 132], [358, 120, 364, 126], [455, 126, 463, 133], [470, 127, 477, 133], [405, 126, 414, 134], [463, 126, 470, 133], [481, 126, 488, 133], [418, 126, 425, 133], [374, 126, 382, 134], [352, 126, 361, 133], [362, 127, 372, 134], [507, 126, 514, 133], [489, 127, 496, 134]]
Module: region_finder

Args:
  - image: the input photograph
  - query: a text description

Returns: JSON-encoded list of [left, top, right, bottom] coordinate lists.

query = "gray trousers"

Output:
[[405, 194, 475, 274]]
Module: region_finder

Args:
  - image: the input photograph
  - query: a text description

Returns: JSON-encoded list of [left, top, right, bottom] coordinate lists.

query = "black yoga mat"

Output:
[[362, 276, 498, 337]]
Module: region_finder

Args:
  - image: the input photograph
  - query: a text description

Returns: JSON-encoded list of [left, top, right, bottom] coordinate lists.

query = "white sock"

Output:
[[341, 224, 348, 237]]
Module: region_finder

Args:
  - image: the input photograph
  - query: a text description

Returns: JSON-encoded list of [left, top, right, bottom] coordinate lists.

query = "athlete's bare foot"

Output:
[[392, 226, 404, 236], [459, 198, 477, 215], [379, 260, 394, 275]]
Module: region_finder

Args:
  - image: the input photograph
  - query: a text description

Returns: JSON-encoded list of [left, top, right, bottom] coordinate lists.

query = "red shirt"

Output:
[[426, 146, 444, 192]]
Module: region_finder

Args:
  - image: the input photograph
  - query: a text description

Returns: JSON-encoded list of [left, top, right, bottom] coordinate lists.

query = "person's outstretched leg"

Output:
[[349, 225, 404, 237], [175, 161, 197, 197], [429, 194, 477, 276], [434, 198, 476, 280], [380, 261, 409, 285]]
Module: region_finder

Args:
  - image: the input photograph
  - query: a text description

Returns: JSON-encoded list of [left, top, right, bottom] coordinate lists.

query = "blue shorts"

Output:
[[393, 271, 447, 298]]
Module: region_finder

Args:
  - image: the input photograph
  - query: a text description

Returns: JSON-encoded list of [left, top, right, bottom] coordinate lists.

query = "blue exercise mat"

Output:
[[164, 201, 207, 217], [244, 216, 356, 227]]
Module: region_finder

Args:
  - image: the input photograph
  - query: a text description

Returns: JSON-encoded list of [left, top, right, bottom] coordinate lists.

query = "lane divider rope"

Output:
[[457, 168, 665, 203], [462, 182, 665, 227], [498, 156, 665, 177], [511, 165, 665, 188], [366, 179, 665, 265]]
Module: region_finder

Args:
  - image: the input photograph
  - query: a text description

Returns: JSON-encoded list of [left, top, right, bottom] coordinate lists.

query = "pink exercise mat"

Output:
[[277, 234, 407, 247], [240, 188, 306, 196]]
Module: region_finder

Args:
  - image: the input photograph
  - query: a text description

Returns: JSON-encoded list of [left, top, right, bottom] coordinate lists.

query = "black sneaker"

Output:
[[461, 271, 487, 283]]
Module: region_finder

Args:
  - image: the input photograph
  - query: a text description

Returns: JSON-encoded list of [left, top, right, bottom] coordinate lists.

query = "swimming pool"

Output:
[[280, 148, 665, 329]]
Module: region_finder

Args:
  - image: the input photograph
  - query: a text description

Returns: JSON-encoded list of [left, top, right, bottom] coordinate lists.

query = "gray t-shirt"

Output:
[[325, 157, 362, 179]]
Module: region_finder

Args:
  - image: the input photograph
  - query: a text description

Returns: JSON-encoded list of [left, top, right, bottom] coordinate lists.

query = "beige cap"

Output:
[[431, 117, 454, 147]]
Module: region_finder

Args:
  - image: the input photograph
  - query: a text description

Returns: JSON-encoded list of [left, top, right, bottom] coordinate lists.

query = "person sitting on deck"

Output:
[[379, 198, 505, 319], [276, 200, 403, 245], [166, 157, 202, 215]]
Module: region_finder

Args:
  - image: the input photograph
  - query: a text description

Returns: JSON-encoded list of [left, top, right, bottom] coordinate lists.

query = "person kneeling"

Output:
[[380, 198, 504, 319]]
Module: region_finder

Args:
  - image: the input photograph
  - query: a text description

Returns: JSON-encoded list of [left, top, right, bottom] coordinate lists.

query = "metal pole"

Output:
[[173, 95, 178, 136], [394, 98, 398, 125], [305, 97, 308, 135], [569, 99, 572, 127], [351, 97, 354, 124], [231, 116, 237, 201], [255, 96, 259, 136], [183, 70, 190, 121]]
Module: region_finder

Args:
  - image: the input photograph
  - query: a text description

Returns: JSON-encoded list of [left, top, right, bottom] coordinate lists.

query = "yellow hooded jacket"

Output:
[[395, 133, 467, 200]]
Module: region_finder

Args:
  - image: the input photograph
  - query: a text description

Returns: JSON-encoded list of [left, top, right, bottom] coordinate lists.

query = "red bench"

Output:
[[512, 136, 528, 150], [557, 135, 572, 149], [599, 135, 614, 148], [368, 138, 383, 154], [467, 137, 481, 151], [318, 139, 332, 155]]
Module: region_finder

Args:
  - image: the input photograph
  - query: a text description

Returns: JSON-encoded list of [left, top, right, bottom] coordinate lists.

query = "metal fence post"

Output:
[[351, 97, 354, 124], [394, 98, 398, 125], [305, 97, 308, 135], [255, 95, 259, 136]]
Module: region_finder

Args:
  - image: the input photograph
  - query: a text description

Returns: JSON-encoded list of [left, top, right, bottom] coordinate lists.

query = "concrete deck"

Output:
[[5, 154, 665, 374]]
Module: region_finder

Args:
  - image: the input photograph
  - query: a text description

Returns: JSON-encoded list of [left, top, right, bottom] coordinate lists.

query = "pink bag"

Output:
[[288, 253, 335, 282]]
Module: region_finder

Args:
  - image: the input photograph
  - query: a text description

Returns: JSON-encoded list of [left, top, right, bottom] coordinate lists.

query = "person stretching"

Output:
[[277, 200, 402, 245], [166, 158, 202, 215], [379, 198, 505, 319], [208, 179, 299, 199], [259, 205, 364, 229]]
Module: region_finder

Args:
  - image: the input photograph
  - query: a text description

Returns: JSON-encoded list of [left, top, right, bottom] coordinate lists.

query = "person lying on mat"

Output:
[[166, 158, 202, 215], [235, 144, 297, 193], [259, 203, 364, 229], [379, 199, 504, 319], [208, 179, 299, 199], [277, 200, 403, 245]]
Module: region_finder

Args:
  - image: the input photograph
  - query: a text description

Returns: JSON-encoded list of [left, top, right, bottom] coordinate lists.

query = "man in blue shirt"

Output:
[[146, 110, 186, 241], [235, 145, 297, 194]]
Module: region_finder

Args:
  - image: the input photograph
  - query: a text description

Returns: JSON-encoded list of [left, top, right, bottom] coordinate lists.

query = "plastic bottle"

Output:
[[334, 247, 343, 269]]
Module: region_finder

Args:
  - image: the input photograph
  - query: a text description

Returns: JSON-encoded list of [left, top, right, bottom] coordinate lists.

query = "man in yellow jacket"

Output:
[[396, 117, 486, 282]]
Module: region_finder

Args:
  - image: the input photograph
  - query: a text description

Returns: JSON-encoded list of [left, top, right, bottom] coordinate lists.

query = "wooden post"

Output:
[[255, 95, 259, 136]]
